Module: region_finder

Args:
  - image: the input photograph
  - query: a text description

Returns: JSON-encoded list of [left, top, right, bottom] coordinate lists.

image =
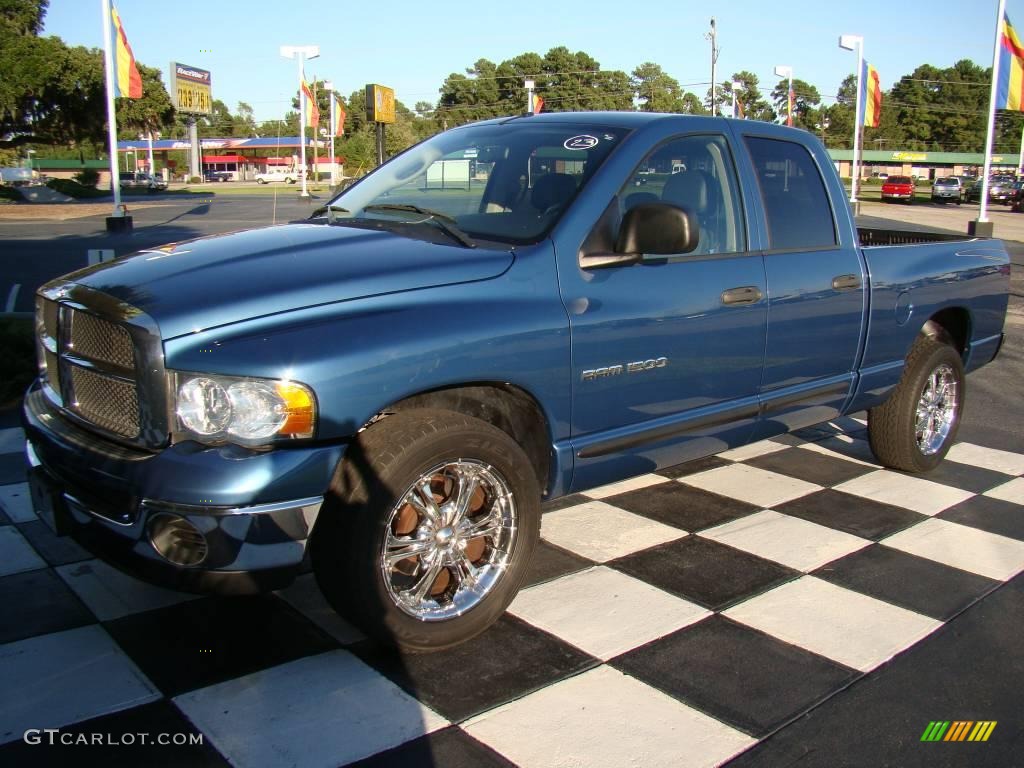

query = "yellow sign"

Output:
[[365, 84, 396, 124], [171, 62, 212, 116], [891, 151, 927, 162]]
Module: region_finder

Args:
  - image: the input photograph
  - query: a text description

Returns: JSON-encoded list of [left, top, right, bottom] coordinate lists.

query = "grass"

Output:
[[0, 317, 36, 408]]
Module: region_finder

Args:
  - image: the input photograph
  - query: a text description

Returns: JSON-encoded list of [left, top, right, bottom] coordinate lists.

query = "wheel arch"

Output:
[[367, 382, 553, 495], [921, 306, 971, 359]]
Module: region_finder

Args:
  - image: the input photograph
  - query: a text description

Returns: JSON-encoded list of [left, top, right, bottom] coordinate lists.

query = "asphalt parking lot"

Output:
[[0, 196, 1021, 767]]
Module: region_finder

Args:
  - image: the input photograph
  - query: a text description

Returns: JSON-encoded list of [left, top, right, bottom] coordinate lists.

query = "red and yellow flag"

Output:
[[110, 4, 142, 98], [862, 62, 882, 127], [997, 12, 1024, 110], [335, 103, 346, 136], [301, 77, 319, 128], [533, 95, 544, 114]]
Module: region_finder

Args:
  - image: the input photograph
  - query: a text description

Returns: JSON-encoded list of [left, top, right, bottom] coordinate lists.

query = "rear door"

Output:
[[736, 132, 867, 439]]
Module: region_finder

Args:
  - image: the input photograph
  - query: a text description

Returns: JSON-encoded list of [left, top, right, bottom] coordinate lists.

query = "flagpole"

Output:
[[851, 41, 864, 204], [100, 0, 123, 219], [298, 56, 309, 197], [977, 0, 1007, 231]]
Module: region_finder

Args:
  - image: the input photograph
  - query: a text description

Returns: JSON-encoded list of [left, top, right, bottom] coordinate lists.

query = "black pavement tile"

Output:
[[813, 543, 1000, 621], [0, 568, 94, 644], [0, 452, 27, 485], [0, 700, 228, 768], [910, 461, 1013, 494], [604, 482, 758, 533], [657, 455, 734, 479], [103, 595, 337, 697], [746, 448, 875, 487], [775, 489, 926, 541], [348, 726, 516, 768], [351, 614, 598, 722], [612, 615, 858, 738], [16, 520, 92, 566], [939, 494, 1024, 541], [724, 575, 1024, 768], [609, 536, 798, 611], [540, 493, 588, 513], [523, 539, 594, 587]]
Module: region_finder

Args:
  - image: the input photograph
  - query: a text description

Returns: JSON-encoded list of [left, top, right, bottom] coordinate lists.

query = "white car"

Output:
[[255, 169, 303, 184]]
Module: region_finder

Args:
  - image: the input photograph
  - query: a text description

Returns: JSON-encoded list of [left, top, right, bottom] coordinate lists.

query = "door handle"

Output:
[[721, 286, 763, 306], [831, 274, 862, 291]]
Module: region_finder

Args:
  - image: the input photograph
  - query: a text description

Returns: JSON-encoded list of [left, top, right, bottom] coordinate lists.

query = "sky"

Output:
[[42, 0, 1003, 125]]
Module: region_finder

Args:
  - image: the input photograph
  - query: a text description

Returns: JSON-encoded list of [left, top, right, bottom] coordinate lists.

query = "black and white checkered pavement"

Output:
[[1, 415, 1022, 767]]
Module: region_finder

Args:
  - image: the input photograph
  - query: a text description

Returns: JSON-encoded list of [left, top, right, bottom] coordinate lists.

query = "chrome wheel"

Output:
[[915, 363, 959, 455], [381, 459, 517, 621]]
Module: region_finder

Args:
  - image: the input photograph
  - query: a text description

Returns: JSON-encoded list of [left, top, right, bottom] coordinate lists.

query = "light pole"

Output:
[[730, 81, 742, 118], [324, 79, 337, 188], [280, 44, 320, 198], [706, 18, 719, 116], [524, 79, 535, 114], [774, 65, 793, 127], [839, 34, 864, 206]]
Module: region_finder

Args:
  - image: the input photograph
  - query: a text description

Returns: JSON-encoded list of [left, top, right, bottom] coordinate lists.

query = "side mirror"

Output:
[[616, 202, 699, 256]]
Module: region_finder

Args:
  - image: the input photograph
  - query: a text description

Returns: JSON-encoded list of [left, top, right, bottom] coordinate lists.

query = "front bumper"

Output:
[[23, 384, 346, 594]]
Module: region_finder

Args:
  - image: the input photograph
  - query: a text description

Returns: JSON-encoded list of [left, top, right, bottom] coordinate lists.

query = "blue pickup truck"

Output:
[[24, 113, 1009, 651]]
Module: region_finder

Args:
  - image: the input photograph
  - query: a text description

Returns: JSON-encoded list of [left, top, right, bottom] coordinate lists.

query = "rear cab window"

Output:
[[743, 136, 837, 251]]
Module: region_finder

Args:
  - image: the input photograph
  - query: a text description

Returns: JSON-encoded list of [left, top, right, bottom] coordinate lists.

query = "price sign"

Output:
[[170, 62, 213, 116], [365, 84, 396, 124]]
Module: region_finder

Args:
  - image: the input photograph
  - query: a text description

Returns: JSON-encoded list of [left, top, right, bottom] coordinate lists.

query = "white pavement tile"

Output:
[[700, 509, 870, 572], [464, 665, 755, 768], [540, 500, 685, 562], [834, 470, 973, 516], [681, 464, 822, 508], [0, 524, 45, 576], [0, 483, 35, 523], [717, 439, 790, 462], [724, 576, 941, 672], [0, 427, 24, 455], [275, 574, 365, 645], [509, 566, 710, 660], [175, 650, 447, 768], [583, 473, 669, 500], [882, 519, 1024, 581], [984, 477, 1024, 505], [56, 559, 198, 621], [946, 442, 1024, 476], [0, 625, 159, 744], [796, 436, 879, 467]]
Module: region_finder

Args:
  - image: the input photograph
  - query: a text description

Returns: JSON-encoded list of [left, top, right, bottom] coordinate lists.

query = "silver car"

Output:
[[930, 177, 962, 204]]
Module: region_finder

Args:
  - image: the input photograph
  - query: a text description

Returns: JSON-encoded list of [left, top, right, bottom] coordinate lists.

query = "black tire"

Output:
[[867, 335, 965, 473], [257, 178, 266, 184], [311, 408, 541, 652]]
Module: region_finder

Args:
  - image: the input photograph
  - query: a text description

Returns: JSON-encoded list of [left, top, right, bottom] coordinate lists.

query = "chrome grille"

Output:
[[69, 365, 140, 437], [69, 311, 134, 370]]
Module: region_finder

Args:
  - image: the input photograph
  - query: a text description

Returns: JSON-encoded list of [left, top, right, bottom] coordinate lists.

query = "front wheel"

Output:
[[257, 178, 266, 184], [867, 335, 965, 473], [312, 409, 541, 652]]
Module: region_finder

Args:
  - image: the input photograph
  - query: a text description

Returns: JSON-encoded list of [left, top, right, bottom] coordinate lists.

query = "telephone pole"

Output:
[[706, 18, 719, 116]]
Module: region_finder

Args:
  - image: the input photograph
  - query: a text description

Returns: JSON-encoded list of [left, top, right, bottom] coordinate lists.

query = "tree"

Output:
[[770, 78, 820, 129], [727, 71, 775, 122], [632, 62, 697, 113], [116, 63, 175, 139], [0, 0, 48, 35], [235, 101, 257, 137]]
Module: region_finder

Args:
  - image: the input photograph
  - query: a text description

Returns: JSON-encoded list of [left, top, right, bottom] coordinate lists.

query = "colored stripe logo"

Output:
[[921, 721, 997, 742]]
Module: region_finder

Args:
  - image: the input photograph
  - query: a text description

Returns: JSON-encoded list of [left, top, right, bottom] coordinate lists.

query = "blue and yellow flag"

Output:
[[859, 61, 882, 127], [997, 12, 1024, 110], [110, 4, 142, 99]]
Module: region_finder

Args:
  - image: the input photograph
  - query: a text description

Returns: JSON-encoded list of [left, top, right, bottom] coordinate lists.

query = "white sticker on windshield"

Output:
[[564, 135, 599, 150]]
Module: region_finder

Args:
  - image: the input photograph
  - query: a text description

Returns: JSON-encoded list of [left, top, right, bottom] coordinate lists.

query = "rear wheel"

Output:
[[312, 409, 540, 652], [257, 178, 267, 184], [868, 335, 964, 473]]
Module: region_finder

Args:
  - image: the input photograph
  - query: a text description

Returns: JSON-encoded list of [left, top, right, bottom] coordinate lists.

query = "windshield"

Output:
[[327, 120, 630, 245]]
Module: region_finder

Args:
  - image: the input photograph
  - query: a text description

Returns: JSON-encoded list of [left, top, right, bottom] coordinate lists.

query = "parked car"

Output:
[[881, 175, 915, 203], [255, 168, 303, 184], [119, 172, 167, 191], [1010, 181, 1024, 211], [966, 176, 1016, 204], [930, 177, 963, 204], [0, 167, 38, 186], [25, 115, 1010, 652], [203, 170, 233, 182]]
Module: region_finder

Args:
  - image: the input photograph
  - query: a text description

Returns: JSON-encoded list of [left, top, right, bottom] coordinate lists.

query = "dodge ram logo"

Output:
[[582, 357, 668, 381]]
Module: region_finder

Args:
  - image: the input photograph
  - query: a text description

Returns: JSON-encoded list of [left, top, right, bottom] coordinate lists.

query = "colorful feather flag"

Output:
[[335, 102, 346, 136], [301, 76, 320, 128], [787, 87, 794, 127], [533, 95, 544, 114], [860, 61, 882, 127], [109, 4, 142, 98], [997, 12, 1024, 110]]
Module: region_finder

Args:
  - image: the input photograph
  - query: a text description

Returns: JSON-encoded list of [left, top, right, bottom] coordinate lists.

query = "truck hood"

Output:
[[69, 223, 514, 340]]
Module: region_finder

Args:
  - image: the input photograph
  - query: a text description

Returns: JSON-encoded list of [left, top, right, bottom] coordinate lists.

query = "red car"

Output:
[[881, 175, 915, 203]]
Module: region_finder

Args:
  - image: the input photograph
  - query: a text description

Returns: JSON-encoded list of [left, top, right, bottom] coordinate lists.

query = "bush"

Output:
[[0, 318, 36, 407], [189, 176, 202, 184], [47, 178, 107, 198], [73, 167, 100, 187], [0, 186, 21, 202]]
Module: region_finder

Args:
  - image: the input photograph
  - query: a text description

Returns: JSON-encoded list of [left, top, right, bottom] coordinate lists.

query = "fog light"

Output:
[[148, 514, 208, 566]]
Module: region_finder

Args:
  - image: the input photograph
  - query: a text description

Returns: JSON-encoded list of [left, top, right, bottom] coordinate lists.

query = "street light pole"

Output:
[[524, 79, 535, 114], [774, 65, 793, 127], [706, 18, 718, 116], [730, 81, 741, 118], [280, 44, 320, 198], [840, 34, 865, 206]]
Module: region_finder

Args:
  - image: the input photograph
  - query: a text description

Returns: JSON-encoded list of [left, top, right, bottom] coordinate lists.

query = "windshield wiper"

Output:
[[362, 204, 477, 248], [309, 203, 350, 219]]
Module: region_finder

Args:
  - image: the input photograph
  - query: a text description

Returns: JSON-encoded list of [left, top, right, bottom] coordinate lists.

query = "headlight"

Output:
[[172, 373, 316, 445]]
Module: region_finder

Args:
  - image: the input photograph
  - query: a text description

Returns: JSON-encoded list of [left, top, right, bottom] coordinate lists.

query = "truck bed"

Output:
[[857, 227, 978, 247]]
